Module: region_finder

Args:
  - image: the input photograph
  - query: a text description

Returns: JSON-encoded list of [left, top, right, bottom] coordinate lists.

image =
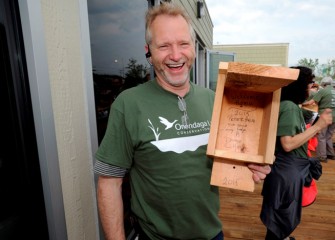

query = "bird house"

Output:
[[207, 62, 299, 191]]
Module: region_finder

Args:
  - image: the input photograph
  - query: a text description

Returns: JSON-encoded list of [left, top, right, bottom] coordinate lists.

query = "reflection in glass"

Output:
[[88, 0, 148, 75], [87, 2, 150, 238], [88, 0, 150, 142]]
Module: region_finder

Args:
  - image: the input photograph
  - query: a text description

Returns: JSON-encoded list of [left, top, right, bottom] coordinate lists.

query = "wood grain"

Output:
[[208, 62, 298, 191], [219, 156, 335, 239]]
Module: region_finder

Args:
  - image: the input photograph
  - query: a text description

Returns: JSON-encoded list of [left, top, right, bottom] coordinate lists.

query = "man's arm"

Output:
[[97, 175, 125, 240]]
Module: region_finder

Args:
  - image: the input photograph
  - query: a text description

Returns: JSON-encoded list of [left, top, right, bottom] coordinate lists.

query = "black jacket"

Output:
[[260, 152, 322, 239]]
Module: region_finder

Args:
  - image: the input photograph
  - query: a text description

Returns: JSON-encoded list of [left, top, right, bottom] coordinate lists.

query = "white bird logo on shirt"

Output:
[[159, 117, 177, 130]]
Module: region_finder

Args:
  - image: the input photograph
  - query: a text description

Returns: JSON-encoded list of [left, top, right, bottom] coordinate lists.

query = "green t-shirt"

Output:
[[96, 79, 222, 239], [312, 85, 335, 121], [275, 100, 307, 158]]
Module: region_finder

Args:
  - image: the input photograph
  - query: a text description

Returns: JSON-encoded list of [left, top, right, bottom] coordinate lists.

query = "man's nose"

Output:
[[169, 45, 182, 61]]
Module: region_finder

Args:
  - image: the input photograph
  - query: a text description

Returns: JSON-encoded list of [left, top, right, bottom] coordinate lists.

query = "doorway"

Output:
[[0, 0, 48, 239]]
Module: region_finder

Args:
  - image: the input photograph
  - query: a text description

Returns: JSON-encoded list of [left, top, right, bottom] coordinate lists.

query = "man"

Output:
[[94, 3, 270, 240], [303, 77, 335, 162]]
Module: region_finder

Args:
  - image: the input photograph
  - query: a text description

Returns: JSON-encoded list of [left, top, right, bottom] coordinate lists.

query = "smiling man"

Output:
[[94, 3, 270, 240], [145, 12, 195, 96]]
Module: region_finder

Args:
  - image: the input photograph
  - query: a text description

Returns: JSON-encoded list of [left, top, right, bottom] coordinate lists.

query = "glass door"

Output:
[[0, 0, 48, 239]]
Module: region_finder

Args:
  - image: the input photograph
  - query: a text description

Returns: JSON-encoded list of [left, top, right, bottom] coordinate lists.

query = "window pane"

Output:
[[88, 0, 150, 142], [208, 51, 234, 91], [88, 0, 148, 76]]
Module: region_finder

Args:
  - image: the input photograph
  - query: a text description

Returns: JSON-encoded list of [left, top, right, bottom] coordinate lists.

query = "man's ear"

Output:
[[145, 45, 151, 58]]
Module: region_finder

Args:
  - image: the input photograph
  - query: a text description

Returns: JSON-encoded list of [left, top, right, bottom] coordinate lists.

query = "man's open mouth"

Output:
[[167, 63, 185, 70]]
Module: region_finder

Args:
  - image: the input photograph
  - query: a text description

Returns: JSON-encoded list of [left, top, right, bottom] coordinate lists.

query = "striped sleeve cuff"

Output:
[[94, 160, 128, 177]]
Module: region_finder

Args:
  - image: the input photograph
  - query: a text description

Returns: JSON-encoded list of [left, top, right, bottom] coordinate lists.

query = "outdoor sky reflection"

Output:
[[88, 0, 148, 75]]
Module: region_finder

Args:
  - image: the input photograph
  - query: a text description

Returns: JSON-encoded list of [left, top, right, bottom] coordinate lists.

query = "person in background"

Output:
[[306, 80, 318, 100], [94, 3, 270, 240], [302, 76, 335, 162], [310, 82, 319, 93], [260, 66, 332, 240]]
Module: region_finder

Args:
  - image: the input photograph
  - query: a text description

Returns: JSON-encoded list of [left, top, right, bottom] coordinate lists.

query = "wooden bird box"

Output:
[[207, 62, 299, 191]]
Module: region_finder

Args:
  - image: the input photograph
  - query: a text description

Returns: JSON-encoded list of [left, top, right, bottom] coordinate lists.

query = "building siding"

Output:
[[174, 0, 213, 48], [214, 43, 289, 67]]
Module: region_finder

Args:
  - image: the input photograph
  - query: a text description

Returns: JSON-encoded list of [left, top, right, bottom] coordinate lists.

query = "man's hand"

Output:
[[247, 163, 271, 183]]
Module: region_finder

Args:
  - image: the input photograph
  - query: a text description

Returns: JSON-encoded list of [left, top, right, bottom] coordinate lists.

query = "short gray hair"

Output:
[[321, 76, 333, 87], [145, 2, 196, 45]]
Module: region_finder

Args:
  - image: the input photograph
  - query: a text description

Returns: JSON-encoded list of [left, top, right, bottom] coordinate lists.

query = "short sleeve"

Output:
[[277, 102, 303, 137], [95, 100, 134, 169]]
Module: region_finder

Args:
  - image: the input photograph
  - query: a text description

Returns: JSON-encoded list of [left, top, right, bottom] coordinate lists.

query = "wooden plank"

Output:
[[259, 89, 281, 164], [215, 88, 266, 159], [207, 63, 227, 156], [213, 150, 264, 163], [225, 62, 299, 92], [211, 158, 255, 191]]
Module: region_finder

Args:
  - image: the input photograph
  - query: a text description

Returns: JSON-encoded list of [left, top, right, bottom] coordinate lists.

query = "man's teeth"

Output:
[[167, 63, 183, 68]]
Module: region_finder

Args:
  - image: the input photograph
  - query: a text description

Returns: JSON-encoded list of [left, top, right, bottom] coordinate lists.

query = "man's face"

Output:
[[148, 14, 195, 89]]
